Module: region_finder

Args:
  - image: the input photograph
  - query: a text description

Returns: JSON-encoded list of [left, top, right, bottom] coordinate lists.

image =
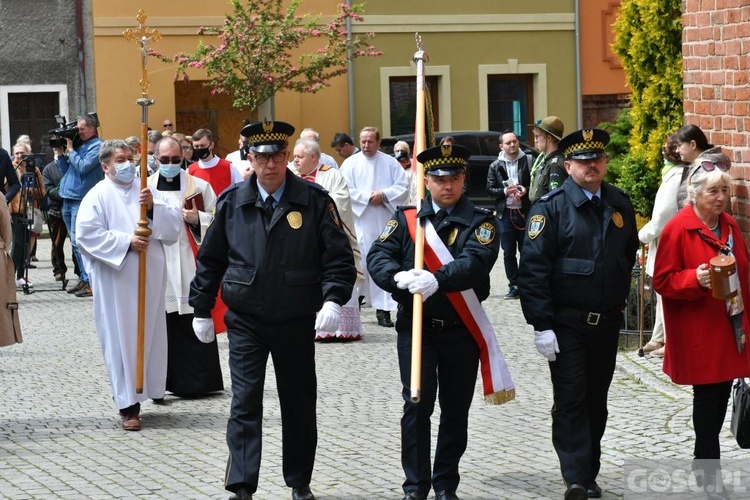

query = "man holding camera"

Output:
[[57, 114, 103, 298]]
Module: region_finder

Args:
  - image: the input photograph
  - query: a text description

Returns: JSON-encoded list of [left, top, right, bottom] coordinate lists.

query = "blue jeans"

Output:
[[499, 208, 526, 288], [62, 199, 88, 283]]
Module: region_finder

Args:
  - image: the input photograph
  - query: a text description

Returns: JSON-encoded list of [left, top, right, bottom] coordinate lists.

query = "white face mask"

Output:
[[113, 161, 136, 184]]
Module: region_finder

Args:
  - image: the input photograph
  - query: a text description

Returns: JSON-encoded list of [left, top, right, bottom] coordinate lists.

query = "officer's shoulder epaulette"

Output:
[[474, 206, 494, 216], [319, 164, 331, 171], [307, 181, 327, 193], [216, 183, 239, 201], [539, 187, 564, 202], [605, 181, 631, 199], [396, 205, 416, 212]]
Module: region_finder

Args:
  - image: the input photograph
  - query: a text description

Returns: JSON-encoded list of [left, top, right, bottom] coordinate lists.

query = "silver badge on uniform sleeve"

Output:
[[527, 214, 546, 240], [379, 219, 398, 242]]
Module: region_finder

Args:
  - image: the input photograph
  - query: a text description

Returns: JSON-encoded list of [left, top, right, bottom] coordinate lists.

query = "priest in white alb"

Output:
[[340, 126, 408, 328], [76, 139, 182, 432], [148, 136, 224, 395], [292, 137, 364, 340]]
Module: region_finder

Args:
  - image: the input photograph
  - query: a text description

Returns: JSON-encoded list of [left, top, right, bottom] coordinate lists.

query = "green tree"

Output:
[[611, 0, 683, 216], [153, 0, 382, 114]]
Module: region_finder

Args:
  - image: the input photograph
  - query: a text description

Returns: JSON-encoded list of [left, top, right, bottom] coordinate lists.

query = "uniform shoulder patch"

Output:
[[527, 214, 546, 239], [379, 219, 398, 241], [327, 202, 341, 227], [475, 222, 496, 245]]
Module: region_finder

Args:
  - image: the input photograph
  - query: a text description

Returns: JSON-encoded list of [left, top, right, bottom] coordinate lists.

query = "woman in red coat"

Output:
[[654, 152, 750, 465]]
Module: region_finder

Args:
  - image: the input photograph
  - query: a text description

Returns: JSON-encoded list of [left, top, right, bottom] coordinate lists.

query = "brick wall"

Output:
[[682, 2, 750, 231]]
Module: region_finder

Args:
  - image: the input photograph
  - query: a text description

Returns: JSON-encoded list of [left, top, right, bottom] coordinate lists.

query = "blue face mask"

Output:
[[114, 161, 136, 184], [159, 163, 181, 179], [147, 154, 157, 171]]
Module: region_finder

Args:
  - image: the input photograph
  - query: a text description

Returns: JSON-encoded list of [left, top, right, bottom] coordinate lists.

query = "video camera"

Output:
[[48, 113, 99, 150], [21, 154, 45, 174]]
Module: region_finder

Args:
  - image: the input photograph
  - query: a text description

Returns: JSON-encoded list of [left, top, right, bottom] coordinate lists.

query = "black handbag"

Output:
[[730, 378, 750, 448]]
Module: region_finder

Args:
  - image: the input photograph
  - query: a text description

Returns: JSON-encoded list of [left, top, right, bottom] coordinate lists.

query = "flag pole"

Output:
[[410, 33, 429, 403], [123, 10, 161, 394]]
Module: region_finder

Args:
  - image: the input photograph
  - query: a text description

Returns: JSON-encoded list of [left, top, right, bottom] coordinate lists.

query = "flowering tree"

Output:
[[153, 0, 381, 114]]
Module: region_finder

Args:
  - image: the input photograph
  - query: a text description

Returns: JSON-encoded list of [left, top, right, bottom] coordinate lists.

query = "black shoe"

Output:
[[504, 286, 520, 300], [435, 491, 460, 500], [291, 486, 315, 500], [376, 309, 394, 327], [564, 483, 588, 500], [229, 488, 253, 500], [402, 492, 427, 500], [586, 481, 601, 498]]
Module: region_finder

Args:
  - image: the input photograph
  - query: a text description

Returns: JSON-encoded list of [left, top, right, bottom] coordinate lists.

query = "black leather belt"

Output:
[[554, 305, 623, 326], [427, 318, 463, 331]]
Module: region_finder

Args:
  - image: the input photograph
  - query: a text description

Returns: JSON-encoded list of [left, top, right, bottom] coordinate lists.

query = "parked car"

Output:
[[380, 131, 538, 210]]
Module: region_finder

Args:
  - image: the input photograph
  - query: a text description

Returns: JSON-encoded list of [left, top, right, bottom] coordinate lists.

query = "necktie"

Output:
[[264, 195, 276, 218], [433, 209, 448, 227], [591, 195, 601, 207]]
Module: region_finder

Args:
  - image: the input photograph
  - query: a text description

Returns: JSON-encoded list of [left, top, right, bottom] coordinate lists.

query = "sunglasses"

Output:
[[163, 123, 173, 128], [700, 160, 729, 172], [158, 156, 183, 165]]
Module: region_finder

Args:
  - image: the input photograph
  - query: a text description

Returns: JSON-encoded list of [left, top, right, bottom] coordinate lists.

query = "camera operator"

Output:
[[0, 147, 21, 204], [10, 143, 45, 289], [57, 114, 103, 298]]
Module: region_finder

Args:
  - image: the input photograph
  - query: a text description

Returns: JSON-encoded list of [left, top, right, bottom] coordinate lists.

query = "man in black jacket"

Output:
[[367, 144, 500, 500], [485, 130, 532, 299], [189, 120, 355, 500], [518, 128, 638, 500]]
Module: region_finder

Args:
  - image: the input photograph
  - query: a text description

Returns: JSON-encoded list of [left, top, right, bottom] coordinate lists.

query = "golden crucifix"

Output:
[[123, 9, 162, 96], [123, 10, 161, 394]]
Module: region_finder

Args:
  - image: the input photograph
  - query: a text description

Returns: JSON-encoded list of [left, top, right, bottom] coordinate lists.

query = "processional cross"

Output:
[[123, 10, 161, 394]]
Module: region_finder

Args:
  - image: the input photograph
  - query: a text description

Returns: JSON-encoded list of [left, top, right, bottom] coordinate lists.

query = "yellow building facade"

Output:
[[92, 1, 623, 156]]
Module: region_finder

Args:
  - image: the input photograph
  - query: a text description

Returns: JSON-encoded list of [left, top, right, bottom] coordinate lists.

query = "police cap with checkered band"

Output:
[[241, 120, 296, 153], [416, 144, 470, 176]]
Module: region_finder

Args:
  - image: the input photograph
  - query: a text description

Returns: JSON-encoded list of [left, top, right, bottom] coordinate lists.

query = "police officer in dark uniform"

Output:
[[189, 120, 356, 500], [518, 129, 638, 500], [367, 145, 500, 500]]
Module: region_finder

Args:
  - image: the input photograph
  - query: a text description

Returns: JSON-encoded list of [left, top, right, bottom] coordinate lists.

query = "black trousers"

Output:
[[47, 214, 68, 277], [224, 311, 317, 494], [165, 312, 223, 396], [10, 213, 27, 280], [396, 312, 480, 495], [693, 380, 733, 460], [548, 315, 620, 487]]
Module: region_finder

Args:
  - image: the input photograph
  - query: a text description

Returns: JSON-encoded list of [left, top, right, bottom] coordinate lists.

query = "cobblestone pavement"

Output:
[[0, 237, 745, 499]]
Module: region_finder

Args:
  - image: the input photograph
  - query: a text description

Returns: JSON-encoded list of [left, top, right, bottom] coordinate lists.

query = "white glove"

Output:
[[406, 269, 439, 301], [394, 270, 417, 290], [534, 329, 560, 361], [193, 317, 216, 343], [315, 301, 342, 332]]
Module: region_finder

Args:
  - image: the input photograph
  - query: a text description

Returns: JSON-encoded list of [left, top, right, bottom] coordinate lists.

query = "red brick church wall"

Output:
[[682, 2, 750, 231]]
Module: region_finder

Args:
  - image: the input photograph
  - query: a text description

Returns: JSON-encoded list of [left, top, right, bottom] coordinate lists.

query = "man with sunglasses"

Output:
[[189, 120, 356, 500], [148, 136, 224, 398], [518, 128, 638, 500]]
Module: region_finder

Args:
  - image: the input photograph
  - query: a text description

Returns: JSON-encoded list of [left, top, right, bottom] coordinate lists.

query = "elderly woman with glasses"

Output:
[[653, 151, 750, 484]]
